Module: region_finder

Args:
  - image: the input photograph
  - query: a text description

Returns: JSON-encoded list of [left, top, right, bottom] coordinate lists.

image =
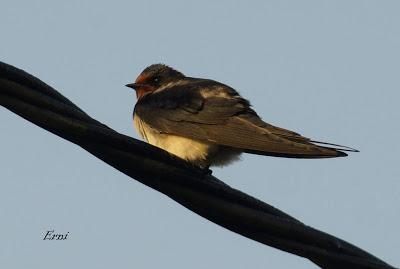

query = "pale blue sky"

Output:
[[1, 1, 399, 268]]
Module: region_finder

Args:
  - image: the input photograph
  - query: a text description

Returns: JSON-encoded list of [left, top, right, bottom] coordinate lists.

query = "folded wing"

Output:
[[135, 81, 356, 158]]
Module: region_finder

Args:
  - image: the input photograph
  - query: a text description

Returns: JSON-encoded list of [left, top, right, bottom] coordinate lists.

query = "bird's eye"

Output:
[[153, 77, 160, 83]]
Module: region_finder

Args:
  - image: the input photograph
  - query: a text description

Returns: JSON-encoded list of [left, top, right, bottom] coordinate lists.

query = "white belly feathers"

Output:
[[134, 114, 241, 167]]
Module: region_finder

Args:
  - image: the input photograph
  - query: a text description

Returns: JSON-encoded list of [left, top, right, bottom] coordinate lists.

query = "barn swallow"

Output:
[[126, 64, 358, 169]]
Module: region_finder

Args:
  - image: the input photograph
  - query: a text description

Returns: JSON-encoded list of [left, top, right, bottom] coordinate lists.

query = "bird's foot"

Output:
[[202, 165, 213, 176]]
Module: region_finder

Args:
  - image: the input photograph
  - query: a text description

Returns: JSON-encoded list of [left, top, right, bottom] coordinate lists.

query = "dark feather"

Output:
[[135, 79, 351, 158]]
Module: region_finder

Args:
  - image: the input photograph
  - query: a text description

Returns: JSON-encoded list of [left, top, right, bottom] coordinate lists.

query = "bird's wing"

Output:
[[135, 80, 355, 158]]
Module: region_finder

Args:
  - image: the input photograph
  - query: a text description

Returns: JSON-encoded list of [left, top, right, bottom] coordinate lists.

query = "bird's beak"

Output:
[[125, 83, 139, 90]]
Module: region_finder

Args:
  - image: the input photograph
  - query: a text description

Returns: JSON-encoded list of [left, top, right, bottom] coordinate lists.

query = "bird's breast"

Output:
[[133, 114, 217, 166]]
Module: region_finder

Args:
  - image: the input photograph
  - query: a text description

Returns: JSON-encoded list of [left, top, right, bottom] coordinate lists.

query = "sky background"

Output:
[[0, 1, 399, 268]]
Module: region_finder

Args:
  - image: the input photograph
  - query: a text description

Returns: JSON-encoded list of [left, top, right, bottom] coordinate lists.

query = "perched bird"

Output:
[[126, 64, 357, 169]]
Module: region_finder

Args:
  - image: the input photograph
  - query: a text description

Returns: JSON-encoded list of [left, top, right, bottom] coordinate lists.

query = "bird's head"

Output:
[[126, 64, 185, 99]]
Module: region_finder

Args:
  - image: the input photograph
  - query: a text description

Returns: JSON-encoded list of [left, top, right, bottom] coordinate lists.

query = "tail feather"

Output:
[[243, 147, 348, 159], [243, 138, 356, 159], [310, 140, 359, 153]]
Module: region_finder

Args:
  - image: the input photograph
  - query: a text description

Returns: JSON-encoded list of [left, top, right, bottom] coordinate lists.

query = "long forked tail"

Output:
[[239, 118, 360, 159], [243, 138, 359, 159], [310, 140, 359, 153]]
